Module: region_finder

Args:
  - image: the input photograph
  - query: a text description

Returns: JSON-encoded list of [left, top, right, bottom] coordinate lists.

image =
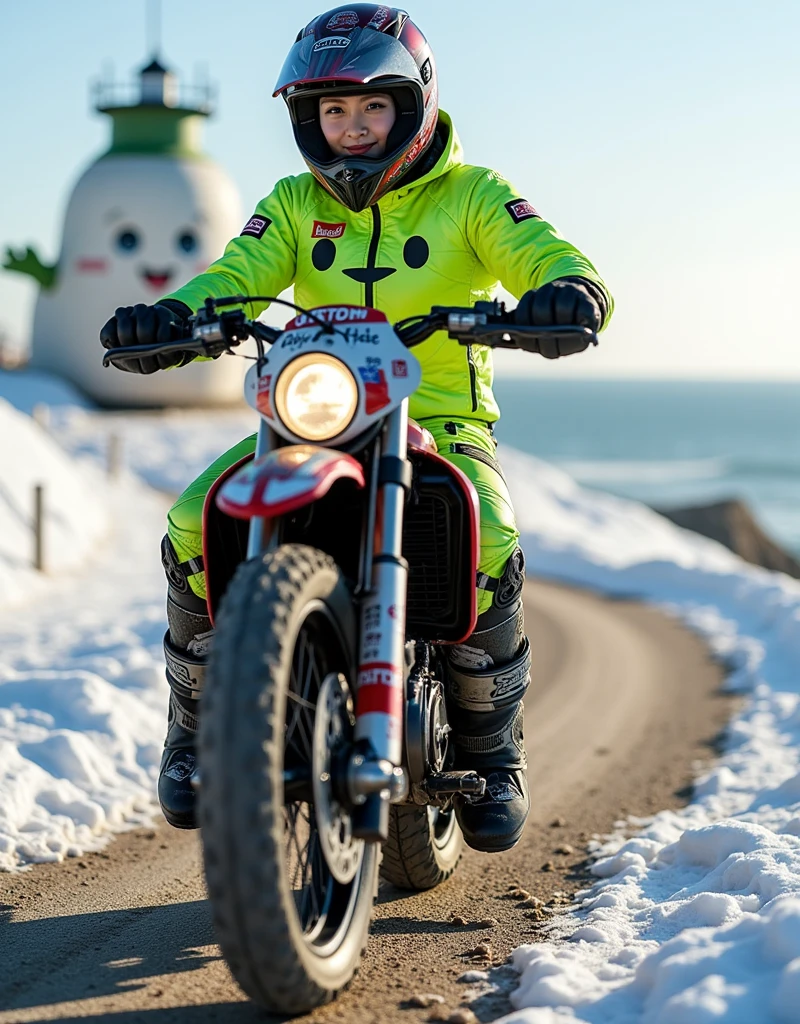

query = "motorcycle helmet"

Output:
[[274, 4, 439, 212]]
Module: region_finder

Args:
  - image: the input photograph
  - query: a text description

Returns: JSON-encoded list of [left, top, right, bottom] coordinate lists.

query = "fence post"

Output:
[[34, 484, 45, 572]]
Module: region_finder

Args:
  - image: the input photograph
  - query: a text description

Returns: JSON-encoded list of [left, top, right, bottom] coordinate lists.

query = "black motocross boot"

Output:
[[447, 549, 532, 853], [157, 536, 212, 830]]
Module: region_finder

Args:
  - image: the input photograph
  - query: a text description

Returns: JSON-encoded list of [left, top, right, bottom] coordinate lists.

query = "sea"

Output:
[[492, 380, 800, 559]]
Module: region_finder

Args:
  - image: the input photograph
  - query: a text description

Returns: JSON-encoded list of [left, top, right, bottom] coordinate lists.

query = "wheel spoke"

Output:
[[286, 636, 311, 760], [286, 632, 319, 762], [294, 635, 317, 760], [279, 605, 363, 951], [283, 624, 336, 935]]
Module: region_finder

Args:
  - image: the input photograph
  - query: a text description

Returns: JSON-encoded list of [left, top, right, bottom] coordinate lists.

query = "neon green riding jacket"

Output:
[[164, 111, 612, 423]]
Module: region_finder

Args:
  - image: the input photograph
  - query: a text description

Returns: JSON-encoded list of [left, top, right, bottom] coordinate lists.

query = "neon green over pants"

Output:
[[167, 418, 519, 616]]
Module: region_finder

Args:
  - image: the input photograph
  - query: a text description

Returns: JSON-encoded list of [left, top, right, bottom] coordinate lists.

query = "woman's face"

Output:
[[319, 93, 396, 158]]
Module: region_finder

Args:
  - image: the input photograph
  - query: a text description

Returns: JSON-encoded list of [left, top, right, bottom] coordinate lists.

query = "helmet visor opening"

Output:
[[293, 82, 420, 166]]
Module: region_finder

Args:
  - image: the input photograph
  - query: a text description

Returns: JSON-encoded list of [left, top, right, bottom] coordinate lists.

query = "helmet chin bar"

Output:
[[308, 161, 383, 214]]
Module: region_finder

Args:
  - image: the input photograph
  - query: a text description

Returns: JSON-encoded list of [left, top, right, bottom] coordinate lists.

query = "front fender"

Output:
[[216, 444, 366, 520]]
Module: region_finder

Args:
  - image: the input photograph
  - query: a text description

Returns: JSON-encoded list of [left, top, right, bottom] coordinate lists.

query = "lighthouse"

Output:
[[6, 54, 246, 407]]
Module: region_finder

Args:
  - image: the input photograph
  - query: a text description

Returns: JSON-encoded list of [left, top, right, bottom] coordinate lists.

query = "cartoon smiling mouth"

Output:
[[141, 268, 174, 290]]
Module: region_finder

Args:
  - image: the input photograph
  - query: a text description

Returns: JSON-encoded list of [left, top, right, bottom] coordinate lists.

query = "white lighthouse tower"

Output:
[[15, 54, 246, 407]]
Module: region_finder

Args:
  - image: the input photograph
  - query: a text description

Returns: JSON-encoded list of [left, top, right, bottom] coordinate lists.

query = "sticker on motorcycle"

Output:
[[356, 662, 403, 717], [358, 360, 391, 414], [287, 305, 387, 328], [256, 374, 273, 417]]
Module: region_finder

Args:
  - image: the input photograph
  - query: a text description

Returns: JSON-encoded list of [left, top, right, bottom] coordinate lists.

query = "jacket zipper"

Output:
[[365, 205, 480, 412], [466, 345, 478, 412], [366, 205, 382, 307]]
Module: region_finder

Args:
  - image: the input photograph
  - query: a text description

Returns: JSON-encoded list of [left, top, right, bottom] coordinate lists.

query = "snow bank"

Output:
[[0, 397, 110, 607], [0, 463, 169, 870], [499, 450, 800, 1024], [0, 393, 251, 869], [0, 386, 170, 868]]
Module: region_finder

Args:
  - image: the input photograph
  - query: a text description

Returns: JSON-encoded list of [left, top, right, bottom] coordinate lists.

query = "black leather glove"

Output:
[[515, 278, 604, 359], [99, 301, 193, 374]]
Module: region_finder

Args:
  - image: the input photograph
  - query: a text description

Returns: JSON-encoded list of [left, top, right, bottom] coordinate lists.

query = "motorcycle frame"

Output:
[[204, 397, 480, 842]]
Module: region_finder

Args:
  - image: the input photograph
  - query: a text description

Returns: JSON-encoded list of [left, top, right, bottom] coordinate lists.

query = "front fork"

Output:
[[246, 419, 273, 559], [245, 413, 408, 842], [350, 403, 410, 841]]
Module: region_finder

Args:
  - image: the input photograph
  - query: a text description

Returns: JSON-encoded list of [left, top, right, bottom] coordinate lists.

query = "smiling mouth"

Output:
[[141, 269, 173, 290], [345, 143, 376, 155]]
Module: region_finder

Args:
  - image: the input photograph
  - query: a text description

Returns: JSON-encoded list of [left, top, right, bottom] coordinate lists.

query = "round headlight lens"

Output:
[[274, 352, 359, 441]]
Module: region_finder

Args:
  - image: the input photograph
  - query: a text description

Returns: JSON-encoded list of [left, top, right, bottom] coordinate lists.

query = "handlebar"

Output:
[[395, 302, 598, 352], [102, 294, 598, 369]]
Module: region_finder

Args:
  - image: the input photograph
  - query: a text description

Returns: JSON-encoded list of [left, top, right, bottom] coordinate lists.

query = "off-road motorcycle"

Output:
[[104, 296, 596, 1015]]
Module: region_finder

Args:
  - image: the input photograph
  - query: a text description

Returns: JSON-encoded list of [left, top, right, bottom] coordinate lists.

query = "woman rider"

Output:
[[100, 4, 613, 853]]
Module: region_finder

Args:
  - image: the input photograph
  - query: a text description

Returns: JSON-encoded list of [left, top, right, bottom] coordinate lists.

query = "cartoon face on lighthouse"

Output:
[[59, 155, 238, 305], [6, 57, 247, 407]]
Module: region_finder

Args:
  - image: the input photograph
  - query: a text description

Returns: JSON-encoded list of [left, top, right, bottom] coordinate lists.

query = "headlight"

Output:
[[274, 352, 359, 441]]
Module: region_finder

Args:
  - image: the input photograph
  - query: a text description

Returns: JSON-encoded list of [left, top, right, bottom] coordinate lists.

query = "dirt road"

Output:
[[0, 580, 732, 1024]]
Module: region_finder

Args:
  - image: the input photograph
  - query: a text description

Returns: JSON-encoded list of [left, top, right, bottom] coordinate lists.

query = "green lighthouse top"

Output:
[[92, 55, 216, 158]]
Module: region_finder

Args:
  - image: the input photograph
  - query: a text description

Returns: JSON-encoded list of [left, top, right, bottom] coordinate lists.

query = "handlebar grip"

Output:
[[250, 322, 281, 345]]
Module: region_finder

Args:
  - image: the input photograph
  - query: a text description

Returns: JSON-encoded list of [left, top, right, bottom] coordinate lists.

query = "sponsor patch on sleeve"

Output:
[[504, 199, 541, 224], [312, 220, 346, 239], [240, 215, 271, 239]]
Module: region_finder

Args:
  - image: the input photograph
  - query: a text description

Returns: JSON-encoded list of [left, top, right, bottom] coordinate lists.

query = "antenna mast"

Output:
[[146, 0, 162, 58]]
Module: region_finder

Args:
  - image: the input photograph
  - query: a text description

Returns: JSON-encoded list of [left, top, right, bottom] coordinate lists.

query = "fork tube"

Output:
[[246, 420, 273, 559], [357, 434, 381, 595], [352, 403, 409, 840], [379, 405, 408, 556], [357, 401, 408, 760]]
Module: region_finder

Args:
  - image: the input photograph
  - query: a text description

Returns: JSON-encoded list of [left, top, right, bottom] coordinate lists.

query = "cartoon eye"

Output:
[[116, 228, 140, 253], [177, 230, 198, 254]]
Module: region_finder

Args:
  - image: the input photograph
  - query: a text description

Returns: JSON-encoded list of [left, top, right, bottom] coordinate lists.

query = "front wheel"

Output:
[[198, 544, 378, 1015]]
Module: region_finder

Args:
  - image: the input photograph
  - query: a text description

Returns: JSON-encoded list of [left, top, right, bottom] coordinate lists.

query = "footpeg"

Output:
[[424, 771, 486, 797]]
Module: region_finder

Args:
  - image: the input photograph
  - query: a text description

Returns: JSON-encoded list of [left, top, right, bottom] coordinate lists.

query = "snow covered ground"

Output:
[[1, 370, 800, 1022], [499, 452, 800, 1024]]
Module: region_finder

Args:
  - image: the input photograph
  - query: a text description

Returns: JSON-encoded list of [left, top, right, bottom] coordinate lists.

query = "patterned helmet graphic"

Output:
[[274, 5, 439, 212]]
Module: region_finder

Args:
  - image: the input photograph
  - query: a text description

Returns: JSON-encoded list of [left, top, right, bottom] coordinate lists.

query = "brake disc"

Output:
[[406, 672, 449, 784], [312, 672, 364, 884]]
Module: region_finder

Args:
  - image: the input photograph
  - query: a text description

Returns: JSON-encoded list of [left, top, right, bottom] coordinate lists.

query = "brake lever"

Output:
[[457, 324, 599, 351], [101, 339, 190, 367]]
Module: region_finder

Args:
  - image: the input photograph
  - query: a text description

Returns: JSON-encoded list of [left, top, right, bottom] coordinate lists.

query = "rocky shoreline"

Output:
[[655, 498, 800, 579]]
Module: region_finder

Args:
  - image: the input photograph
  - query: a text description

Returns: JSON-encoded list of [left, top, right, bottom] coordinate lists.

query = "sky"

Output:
[[2, 0, 799, 378]]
